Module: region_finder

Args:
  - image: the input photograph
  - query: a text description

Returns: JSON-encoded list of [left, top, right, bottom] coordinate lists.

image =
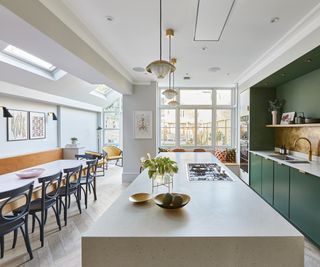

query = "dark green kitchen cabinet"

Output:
[[249, 153, 262, 194], [261, 158, 274, 205], [273, 162, 290, 218], [290, 168, 320, 245]]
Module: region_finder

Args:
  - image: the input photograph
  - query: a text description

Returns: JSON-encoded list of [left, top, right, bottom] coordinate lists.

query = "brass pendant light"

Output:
[[162, 29, 178, 99], [168, 59, 179, 107], [146, 0, 175, 79]]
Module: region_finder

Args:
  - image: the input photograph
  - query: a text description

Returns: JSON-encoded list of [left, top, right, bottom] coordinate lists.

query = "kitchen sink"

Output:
[[267, 154, 310, 164], [267, 154, 295, 161]]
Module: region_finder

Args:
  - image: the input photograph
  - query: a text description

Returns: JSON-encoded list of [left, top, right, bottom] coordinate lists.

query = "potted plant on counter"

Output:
[[143, 156, 178, 194], [70, 137, 78, 145], [268, 99, 284, 125]]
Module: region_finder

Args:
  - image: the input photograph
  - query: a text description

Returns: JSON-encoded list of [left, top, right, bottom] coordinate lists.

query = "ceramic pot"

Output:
[[271, 111, 278, 125]]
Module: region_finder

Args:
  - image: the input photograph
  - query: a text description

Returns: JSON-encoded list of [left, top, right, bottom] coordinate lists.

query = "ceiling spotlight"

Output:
[[201, 46, 208, 51], [305, 58, 312, 63], [183, 76, 191, 80], [208, 67, 221, 72], [270, 17, 280, 23], [280, 73, 286, 77], [132, 67, 145, 72], [106, 15, 114, 22]]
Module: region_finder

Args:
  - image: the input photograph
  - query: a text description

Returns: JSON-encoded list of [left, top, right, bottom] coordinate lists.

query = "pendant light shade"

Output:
[[146, 60, 175, 79], [162, 88, 177, 99], [2, 107, 12, 118], [48, 112, 58, 121], [168, 100, 179, 107], [145, 0, 175, 79]]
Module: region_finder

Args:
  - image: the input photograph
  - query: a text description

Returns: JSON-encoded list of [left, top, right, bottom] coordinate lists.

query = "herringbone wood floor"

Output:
[[1, 165, 320, 267]]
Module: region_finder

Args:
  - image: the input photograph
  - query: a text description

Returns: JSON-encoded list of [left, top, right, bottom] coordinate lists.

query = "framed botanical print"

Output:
[[7, 109, 29, 141], [134, 111, 152, 139], [29, 112, 46, 139]]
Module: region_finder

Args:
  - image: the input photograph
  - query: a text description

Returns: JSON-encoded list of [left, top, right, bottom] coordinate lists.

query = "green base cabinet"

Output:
[[273, 163, 290, 218], [290, 168, 320, 245], [261, 158, 274, 205], [249, 153, 262, 194]]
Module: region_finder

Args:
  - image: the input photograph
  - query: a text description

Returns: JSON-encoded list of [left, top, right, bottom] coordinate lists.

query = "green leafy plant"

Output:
[[143, 157, 178, 179], [71, 137, 78, 142], [268, 99, 285, 112]]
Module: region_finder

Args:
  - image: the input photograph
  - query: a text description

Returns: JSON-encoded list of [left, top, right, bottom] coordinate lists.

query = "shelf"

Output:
[[266, 123, 320, 128]]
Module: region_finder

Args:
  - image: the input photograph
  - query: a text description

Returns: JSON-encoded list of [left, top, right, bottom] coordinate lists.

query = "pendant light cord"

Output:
[[169, 33, 171, 89], [160, 0, 162, 60]]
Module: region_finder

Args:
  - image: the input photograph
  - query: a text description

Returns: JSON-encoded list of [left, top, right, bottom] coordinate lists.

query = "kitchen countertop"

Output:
[[250, 150, 320, 177]]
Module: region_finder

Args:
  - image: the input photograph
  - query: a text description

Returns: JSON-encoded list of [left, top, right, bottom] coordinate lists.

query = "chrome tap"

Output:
[[294, 137, 312, 161]]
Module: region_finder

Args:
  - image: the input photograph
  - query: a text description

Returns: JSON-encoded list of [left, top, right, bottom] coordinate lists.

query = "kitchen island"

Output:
[[82, 152, 303, 267]]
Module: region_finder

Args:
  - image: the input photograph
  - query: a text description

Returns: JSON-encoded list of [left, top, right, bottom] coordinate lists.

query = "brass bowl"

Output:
[[129, 193, 152, 203], [154, 193, 190, 209]]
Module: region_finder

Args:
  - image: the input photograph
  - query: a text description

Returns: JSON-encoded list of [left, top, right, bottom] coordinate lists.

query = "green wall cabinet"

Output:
[[249, 153, 262, 194], [290, 168, 320, 245], [261, 158, 274, 205], [273, 163, 290, 218]]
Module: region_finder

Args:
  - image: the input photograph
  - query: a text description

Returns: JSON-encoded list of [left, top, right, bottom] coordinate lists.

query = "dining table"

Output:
[[0, 159, 87, 213]]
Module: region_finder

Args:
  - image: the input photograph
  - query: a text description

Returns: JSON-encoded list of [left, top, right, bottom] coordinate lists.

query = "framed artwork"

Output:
[[7, 109, 29, 141], [29, 112, 46, 139], [134, 111, 152, 139], [280, 112, 295, 125]]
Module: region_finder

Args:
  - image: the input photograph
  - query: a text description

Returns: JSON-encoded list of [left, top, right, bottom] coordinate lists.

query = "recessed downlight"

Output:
[[270, 17, 280, 23], [201, 46, 208, 51], [106, 15, 114, 22], [208, 67, 221, 72], [305, 58, 312, 63], [280, 73, 286, 77], [132, 67, 145, 72]]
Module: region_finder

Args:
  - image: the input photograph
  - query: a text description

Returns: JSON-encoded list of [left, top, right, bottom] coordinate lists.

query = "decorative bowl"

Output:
[[16, 168, 45, 179], [154, 193, 190, 209], [129, 193, 152, 203]]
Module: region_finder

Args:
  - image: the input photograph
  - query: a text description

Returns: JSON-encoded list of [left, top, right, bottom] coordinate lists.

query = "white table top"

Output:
[[0, 160, 85, 192], [83, 152, 302, 238]]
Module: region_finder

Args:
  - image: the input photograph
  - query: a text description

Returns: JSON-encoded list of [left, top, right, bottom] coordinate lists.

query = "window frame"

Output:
[[158, 87, 236, 149]]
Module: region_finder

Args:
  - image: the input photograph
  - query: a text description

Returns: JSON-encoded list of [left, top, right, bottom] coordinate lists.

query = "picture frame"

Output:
[[29, 111, 46, 139], [7, 109, 29, 141], [134, 111, 152, 139], [280, 112, 295, 125]]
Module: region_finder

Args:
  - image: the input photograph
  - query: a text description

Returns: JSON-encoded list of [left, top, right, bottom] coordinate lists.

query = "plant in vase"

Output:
[[268, 99, 284, 125], [70, 137, 78, 145], [143, 157, 178, 193]]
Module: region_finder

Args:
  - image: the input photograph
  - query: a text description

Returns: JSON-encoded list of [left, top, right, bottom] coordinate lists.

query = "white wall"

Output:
[[122, 83, 157, 183], [0, 95, 58, 157], [60, 106, 98, 151]]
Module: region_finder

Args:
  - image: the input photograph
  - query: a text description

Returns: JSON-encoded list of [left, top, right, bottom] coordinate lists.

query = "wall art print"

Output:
[[29, 111, 46, 139], [7, 109, 29, 141], [134, 111, 152, 139]]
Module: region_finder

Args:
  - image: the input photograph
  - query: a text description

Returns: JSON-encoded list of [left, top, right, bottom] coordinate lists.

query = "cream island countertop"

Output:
[[82, 152, 303, 267]]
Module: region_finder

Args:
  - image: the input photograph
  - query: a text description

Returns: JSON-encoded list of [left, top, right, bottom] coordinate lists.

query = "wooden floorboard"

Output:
[[1, 165, 320, 266]]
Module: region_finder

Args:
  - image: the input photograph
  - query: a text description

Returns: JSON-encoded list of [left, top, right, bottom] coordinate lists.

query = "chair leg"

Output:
[[52, 204, 61, 231], [93, 178, 97, 201], [31, 214, 36, 233], [85, 183, 88, 209], [20, 219, 33, 260], [0, 235, 4, 259], [40, 210, 45, 247], [12, 229, 18, 249], [76, 188, 82, 214], [44, 209, 48, 225], [68, 195, 71, 208], [64, 195, 68, 226]]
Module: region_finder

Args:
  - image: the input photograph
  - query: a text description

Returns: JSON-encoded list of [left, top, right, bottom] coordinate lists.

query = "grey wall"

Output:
[[122, 82, 157, 183]]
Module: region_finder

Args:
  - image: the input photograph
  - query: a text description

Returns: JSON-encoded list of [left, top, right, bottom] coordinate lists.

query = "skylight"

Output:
[[3, 45, 56, 72], [90, 84, 114, 100]]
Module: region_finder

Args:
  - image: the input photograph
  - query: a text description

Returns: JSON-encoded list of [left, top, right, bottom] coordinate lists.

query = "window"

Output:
[[90, 84, 113, 99], [158, 88, 235, 148], [104, 98, 122, 148]]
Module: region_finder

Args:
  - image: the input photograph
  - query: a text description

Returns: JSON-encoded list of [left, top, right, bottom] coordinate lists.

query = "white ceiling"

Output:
[[60, 0, 320, 87]]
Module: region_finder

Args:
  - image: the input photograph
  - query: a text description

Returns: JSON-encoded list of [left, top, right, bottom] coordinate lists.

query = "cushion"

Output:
[[225, 148, 236, 163], [214, 149, 227, 162]]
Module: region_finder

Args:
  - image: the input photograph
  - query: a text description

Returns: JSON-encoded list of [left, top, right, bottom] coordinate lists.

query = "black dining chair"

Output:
[[58, 165, 83, 226], [75, 154, 93, 160], [80, 159, 98, 209], [27, 172, 62, 247], [0, 182, 34, 260]]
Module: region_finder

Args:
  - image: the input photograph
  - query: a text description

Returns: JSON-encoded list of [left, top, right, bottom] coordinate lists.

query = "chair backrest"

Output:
[[172, 148, 186, 152], [85, 159, 98, 182], [75, 154, 92, 160], [63, 165, 83, 191], [85, 151, 103, 159], [193, 148, 206, 152], [38, 172, 62, 208], [0, 182, 34, 227], [102, 146, 122, 157]]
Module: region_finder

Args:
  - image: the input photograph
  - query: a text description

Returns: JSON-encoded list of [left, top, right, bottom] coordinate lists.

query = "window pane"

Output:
[[216, 90, 232, 105], [105, 130, 120, 146], [105, 113, 120, 129], [216, 109, 232, 146], [161, 110, 176, 146], [180, 90, 212, 105], [180, 109, 195, 146], [197, 110, 212, 146]]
